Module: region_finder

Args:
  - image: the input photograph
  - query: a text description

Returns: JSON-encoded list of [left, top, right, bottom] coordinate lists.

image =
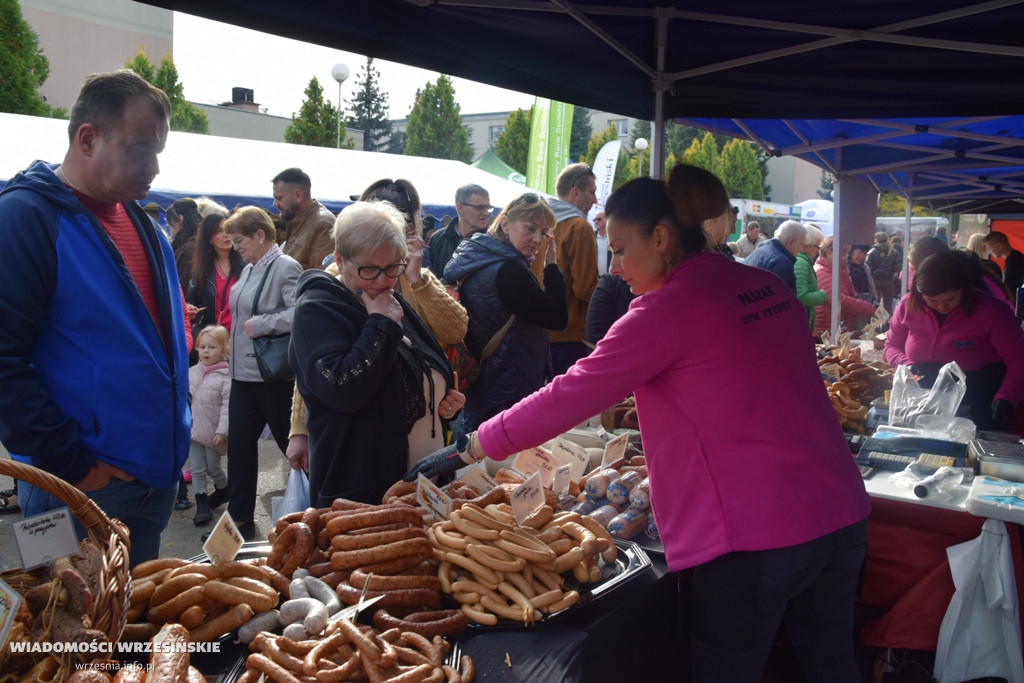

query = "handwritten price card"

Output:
[[13, 507, 79, 569]]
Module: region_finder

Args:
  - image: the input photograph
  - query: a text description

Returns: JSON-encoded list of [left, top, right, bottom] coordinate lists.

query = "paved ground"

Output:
[[0, 437, 290, 568]]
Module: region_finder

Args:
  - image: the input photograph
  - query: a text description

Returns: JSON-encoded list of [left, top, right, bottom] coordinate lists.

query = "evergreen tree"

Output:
[[583, 124, 631, 190], [627, 120, 653, 178], [681, 131, 720, 174], [719, 139, 763, 199], [385, 130, 407, 155], [757, 149, 772, 201], [568, 106, 592, 162], [404, 76, 472, 162], [817, 171, 834, 200], [347, 57, 392, 152], [1, 0, 54, 117], [286, 76, 352, 148], [877, 193, 930, 217], [124, 49, 208, 134], [496, 108, 531, 174]]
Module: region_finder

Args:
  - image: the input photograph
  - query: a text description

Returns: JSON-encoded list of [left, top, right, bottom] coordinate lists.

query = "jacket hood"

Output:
[[548, 197, 586, 224], [444, 232, 520, 284], [1, 161, 87, 213], [296, 267, 352, 301]]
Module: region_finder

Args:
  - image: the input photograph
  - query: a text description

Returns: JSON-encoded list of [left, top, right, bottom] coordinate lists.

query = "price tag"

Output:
[[455, 463, 497, 493], [512, 447, 557, 488], [202, 511, 244, 564], [510, 471, 544, 525], [552, 463, 573, 496], [595, 425, 611, 443], [0, 577, 22, 650], [12, 507, 80, 570], [602, 432, 629, 468], [550, 437, 591, 481], [416, 475, 452, 520], [821, 364, 842, 382]]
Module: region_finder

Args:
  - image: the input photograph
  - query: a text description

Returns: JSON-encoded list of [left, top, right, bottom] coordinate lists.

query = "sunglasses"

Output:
[[509, 192, 546, 209]]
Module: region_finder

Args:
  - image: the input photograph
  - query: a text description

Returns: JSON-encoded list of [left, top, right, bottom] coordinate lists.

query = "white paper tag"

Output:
[[202, 510, 244, 564], [512, 447, 557, 488], [552, 463, 573, 496], [12, 507, 80, 570], [602, 432, 630, 468], [0, 576, 22, 649], [510, 471, 545, 525], [455, 463, 497, 494], [550, 437, 591, 481], [416, 474, 452, 520]]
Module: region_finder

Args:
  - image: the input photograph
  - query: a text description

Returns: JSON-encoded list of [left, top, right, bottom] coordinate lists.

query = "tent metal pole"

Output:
[[651, 7, 669, 179], [831, 149, 842, 340], [902, 175, 915, 299]]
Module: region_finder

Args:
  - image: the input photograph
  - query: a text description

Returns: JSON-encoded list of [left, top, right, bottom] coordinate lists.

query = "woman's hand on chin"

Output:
[[361, 288, 404, 323]]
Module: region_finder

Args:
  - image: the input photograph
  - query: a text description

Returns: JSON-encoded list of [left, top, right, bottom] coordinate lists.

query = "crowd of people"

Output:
[[2, 67, 1024, 681]]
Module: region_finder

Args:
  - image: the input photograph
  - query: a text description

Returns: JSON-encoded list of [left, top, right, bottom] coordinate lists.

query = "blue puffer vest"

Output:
[[444, 233, 550, 431]]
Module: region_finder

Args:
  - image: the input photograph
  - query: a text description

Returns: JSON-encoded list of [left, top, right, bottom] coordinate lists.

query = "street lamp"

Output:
[[331, 63, 350, 149], [633, 137, 648, 178]]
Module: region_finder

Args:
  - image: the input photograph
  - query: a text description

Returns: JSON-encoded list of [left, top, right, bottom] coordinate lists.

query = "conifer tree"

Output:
[[404, 76, 472, 162], [348, 57, 392, 152]]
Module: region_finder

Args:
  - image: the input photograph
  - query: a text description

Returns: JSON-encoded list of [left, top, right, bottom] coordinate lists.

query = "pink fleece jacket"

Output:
[[884, 290, 1024, 405], [478, 252, 870, 572]]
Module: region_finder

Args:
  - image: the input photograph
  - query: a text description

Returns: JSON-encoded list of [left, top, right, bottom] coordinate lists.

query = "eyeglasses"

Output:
[[509, 192, 545, 209], [230, 236, 248, 247], [355, 262, 408, 280], [460, 202, 493, 213]]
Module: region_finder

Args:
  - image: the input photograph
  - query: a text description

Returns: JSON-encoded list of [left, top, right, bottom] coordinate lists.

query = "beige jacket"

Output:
[[283, 199, 336, 270], [289, 266, 467, 437]]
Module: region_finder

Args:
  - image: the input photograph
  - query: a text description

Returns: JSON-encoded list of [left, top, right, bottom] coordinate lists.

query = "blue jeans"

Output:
[[687, 519, 867, 683], [19, 477, 176, 568]]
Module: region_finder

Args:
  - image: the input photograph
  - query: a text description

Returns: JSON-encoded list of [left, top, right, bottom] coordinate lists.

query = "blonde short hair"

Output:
[[489, 193, 556, 244], [804, 223, 825, 246], [332, 201, 409, 261], [195, 324, 229, 355]]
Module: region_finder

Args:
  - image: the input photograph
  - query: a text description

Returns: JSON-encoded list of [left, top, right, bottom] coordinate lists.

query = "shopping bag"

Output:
[[889, 361, 967, 427], [934, 518, 1024, 683], [271, 468, 310, 522]]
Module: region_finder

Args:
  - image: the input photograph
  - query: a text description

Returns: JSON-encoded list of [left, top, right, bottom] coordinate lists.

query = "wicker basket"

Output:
[[0, 458, 131, 649]]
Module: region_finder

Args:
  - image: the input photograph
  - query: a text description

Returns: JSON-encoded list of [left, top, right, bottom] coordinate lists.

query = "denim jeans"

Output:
[[687, 519, 867, 683], [19, 477, 176, 568]]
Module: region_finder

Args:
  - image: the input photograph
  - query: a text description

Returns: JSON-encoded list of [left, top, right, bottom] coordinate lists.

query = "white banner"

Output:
[[588, 139, 621, 222]]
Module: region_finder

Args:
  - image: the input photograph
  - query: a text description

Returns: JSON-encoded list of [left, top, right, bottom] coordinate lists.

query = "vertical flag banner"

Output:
[[589, 139, 621, 220], [527, 98, 576, 194], [526, 97, 551, 191]]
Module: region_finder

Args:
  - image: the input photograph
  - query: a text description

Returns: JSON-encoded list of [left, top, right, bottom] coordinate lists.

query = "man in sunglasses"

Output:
[[534, 162, 600, 375], [429, 183, 492, 279]]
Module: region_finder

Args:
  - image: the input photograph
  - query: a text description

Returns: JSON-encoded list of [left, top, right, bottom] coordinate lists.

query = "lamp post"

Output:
[[633, 137, 648, 178], [331, 63, 350, 149]]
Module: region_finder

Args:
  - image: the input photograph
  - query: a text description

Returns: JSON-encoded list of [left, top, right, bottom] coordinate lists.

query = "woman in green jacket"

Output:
[[795, 223, 827, 330]]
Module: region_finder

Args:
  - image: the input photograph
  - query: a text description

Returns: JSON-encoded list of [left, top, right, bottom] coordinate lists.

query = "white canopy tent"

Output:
[[0, 113, 532, 218]]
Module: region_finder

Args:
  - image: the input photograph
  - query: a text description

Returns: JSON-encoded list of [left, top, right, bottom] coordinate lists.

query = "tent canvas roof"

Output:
[[0, 113, 531, 216]]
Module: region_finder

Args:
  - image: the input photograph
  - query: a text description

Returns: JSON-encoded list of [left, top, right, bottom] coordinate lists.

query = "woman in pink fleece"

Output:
[[407, 171, 871, 682], [885, 251, 1024, 430]]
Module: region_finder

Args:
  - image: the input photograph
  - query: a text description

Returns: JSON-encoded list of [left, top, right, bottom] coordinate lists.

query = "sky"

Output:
[[172, 12, 536, 120]]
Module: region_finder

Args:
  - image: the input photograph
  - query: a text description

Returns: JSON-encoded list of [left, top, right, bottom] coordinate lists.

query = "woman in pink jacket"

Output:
[[407, 170, 871, 682], [885, 251, 1024, 430], [814, 235, 875, 338]]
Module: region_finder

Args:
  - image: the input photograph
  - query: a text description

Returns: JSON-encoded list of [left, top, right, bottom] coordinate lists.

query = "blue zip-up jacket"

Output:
[[0, 161, 190, 488]]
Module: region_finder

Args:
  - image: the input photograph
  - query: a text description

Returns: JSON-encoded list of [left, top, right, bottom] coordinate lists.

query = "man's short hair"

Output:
[[775, 220, 806, 245], [746, 221, 760, 232], [984, 231, 1010, 248], [272, 167, 312, 193], [555, 163, 595, 198], [455, 184, 488, 205], [68, 69, 171, 142]]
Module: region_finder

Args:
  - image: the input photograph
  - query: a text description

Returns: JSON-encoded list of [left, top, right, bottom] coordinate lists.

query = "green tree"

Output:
[[817, 171, 834, 200], [627, 119, 653, 178], [385, 130, 407, 155], [681, 131, 720, 174], [496, 108, 531, 174], [719, 139, 763, 199], [347, 57, 392, 152], [757, 150, 772, 200], [877, 193, 931, 217], [404, 76, 472, 162], [124, 49, 208, 134], [286, 76, 351, 148], [569, 106, 592, 162], [1, 0, 55, 116]]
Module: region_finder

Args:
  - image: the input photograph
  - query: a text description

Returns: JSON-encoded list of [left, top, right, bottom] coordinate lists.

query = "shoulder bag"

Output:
[[250, 258, 294, 382]]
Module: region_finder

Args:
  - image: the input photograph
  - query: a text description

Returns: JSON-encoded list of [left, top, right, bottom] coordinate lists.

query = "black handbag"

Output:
[[250, 258, 294, 382]]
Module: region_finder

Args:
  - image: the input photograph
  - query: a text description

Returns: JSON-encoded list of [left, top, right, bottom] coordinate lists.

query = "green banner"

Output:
[[526, 98, 575, 194]]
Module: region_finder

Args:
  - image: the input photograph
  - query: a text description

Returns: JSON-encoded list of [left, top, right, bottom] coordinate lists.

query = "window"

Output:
[[489, 125, 505, 145], [611, 119, 628, 136]]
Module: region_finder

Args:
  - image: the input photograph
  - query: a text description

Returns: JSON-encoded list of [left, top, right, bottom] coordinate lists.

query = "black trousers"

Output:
[[227, 379, 293, 527]]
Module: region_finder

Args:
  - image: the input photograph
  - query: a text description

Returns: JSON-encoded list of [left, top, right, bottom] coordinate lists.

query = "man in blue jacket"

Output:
[[744, 219, 807, 293], [0, 70, 191, 566]]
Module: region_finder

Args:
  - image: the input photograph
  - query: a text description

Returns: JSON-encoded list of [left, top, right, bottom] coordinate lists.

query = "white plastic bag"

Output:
[[889, 361, 967, 427], [934, 518, 1024, 683], [271, 468, 310, 522]]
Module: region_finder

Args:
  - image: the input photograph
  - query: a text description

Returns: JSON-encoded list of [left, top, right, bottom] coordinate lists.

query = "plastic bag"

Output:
[[889, 361, 967, 427], [272, 468, 309, 522]]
